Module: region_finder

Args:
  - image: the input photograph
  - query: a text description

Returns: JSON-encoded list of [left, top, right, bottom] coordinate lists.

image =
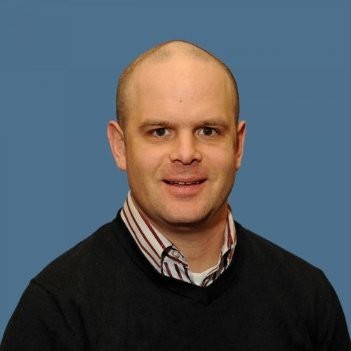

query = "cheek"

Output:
[[125, 145, 167, 175], [206, 146, 236, 169]]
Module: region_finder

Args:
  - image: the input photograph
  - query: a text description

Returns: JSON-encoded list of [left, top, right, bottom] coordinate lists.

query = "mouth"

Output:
[[163, 179, 206, 186], [162, 179, 207, 198]]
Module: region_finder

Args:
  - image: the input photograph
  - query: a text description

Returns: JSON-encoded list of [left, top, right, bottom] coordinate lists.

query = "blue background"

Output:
[[1, 0, 350, 338]]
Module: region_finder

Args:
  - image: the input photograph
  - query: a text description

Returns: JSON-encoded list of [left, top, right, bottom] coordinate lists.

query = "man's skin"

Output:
[[108, 41, 246, 273]]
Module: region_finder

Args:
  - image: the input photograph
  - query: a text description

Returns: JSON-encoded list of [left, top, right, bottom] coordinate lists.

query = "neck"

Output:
[[151, 209, 228, 273]]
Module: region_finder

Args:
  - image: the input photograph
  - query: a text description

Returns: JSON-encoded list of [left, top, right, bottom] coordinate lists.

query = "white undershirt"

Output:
[[191, 266, 218, 286]]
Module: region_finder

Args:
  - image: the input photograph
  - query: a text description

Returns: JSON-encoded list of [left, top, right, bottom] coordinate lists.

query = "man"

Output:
[[1, 40, 350, 350]]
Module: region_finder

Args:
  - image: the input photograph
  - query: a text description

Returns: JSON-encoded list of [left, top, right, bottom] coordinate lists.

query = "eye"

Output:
[[198, 127, 218, 136], [152, 128, 170, 137]]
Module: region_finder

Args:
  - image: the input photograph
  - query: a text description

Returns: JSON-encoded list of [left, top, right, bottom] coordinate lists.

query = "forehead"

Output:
[[129, 56, 234, 108]]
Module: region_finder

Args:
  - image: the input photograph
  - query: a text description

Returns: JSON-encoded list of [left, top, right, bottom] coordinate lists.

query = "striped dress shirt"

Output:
[[121, 192, 237, 287]]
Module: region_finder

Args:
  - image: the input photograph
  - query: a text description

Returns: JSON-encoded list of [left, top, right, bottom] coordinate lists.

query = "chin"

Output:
[[163, 211, 210, 227]]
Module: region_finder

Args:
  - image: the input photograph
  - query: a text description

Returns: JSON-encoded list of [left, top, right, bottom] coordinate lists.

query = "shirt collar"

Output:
[[121, 191, 236, 285]]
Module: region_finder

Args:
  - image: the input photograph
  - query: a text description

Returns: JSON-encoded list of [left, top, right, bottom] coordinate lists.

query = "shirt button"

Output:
[[173, 251, 181, 259]]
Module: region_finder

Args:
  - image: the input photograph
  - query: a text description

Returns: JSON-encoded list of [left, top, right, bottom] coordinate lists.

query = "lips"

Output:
[[162, 177, 207, 197]]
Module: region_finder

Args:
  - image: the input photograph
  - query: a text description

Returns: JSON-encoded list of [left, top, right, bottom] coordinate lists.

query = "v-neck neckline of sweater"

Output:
[[112, 212, 246, 305]]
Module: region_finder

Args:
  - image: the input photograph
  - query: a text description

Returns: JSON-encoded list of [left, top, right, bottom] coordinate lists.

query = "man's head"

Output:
[[108, 40, 246, 235]]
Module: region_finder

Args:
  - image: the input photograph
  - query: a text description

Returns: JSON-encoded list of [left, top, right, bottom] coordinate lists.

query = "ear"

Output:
[[107, 120, 127, 171], [234, 120, 246, 171]]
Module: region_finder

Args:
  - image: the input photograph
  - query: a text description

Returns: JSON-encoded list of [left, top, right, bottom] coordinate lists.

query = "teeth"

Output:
[[168, 181, 201, 185]]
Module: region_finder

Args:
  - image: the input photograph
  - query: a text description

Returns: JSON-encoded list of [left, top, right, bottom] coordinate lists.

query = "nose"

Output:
[[169, 132, 202, 165]]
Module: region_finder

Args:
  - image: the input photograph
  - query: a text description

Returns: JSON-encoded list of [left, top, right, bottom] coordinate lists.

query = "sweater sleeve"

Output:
[[313, 271, 351, 351], [1, 280, 87, 351]]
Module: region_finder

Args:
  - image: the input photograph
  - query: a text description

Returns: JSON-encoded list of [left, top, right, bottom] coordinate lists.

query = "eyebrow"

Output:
[[200, 119, 230, 127], [139, 120, 174, 129], [139, 118, 230, 129]]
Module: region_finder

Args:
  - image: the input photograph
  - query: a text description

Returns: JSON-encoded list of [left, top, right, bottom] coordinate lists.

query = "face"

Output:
[[108, 56, 245, 234]]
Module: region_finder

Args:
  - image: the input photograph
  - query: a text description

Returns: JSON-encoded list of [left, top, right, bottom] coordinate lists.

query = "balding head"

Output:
[[116, 40, 239, 129]]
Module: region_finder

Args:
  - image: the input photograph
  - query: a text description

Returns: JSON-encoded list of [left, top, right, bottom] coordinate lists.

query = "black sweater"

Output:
[[1, 213, 350, 350]]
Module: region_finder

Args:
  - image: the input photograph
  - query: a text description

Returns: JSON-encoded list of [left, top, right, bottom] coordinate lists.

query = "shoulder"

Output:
[[235, 222, 330, 293], [33, 213, 128, 296]]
